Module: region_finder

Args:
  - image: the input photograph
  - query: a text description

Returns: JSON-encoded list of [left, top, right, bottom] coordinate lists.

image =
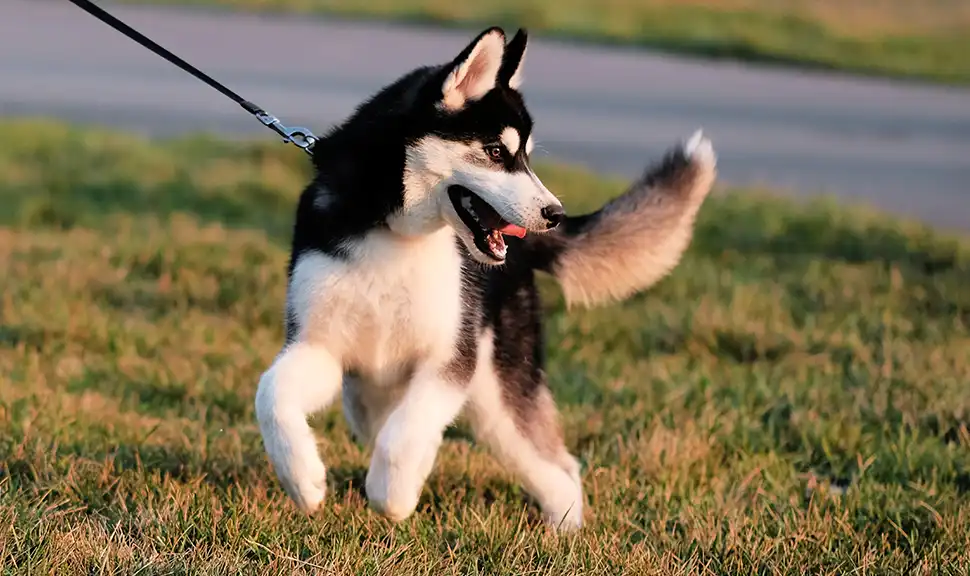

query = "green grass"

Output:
[[2, 118, 970, 574], [115, 0, 970, 84]]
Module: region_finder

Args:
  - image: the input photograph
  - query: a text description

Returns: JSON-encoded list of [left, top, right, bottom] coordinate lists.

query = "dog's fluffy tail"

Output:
[[526, 130, 717, 308]]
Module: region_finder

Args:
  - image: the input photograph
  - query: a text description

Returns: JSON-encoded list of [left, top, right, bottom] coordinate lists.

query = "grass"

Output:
[[2, 117, 970, 574], [115, 0, 970, 85]]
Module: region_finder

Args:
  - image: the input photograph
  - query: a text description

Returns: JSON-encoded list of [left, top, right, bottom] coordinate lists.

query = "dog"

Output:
[[254, 26, 717, 531]]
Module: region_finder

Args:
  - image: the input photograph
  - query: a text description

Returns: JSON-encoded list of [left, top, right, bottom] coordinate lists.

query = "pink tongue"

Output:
[[500, 223, 527, 238]]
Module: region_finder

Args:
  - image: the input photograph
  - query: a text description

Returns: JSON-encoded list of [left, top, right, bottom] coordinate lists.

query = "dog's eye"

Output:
[[484, 144, 503, 162]]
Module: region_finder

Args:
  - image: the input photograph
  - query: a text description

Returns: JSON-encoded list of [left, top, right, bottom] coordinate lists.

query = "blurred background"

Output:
[[3, 2, 970, 570], [3, 0, 969, 230]]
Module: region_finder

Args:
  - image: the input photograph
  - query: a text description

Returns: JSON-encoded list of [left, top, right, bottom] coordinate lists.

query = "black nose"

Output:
[[540, 204, 565, 229]]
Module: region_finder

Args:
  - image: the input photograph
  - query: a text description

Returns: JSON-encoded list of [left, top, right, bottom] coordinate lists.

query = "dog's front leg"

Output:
[[255, 342, 342, 512], [365, 367, 468, 522]]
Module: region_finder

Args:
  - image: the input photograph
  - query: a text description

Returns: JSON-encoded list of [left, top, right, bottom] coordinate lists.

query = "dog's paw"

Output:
[[539, 461, 585, 532], [365, 438, 424, 523], [544, 499, 584, 532], [271, 444, 328, 513]]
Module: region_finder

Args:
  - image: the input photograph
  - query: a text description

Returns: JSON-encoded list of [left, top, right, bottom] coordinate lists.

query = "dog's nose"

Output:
[[540, 204, 565, 229]]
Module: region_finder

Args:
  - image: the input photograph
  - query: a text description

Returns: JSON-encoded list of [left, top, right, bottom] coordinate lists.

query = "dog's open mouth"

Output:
[[448, 185, 527, 262]]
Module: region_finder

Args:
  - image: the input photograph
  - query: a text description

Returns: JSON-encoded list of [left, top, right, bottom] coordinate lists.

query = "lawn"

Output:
[[1, 118, 969, 574], [114, 0, 970, 84]]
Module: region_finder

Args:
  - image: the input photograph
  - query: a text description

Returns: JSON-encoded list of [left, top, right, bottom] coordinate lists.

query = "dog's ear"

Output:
[[498, 29, 528, 90], [440, 27, 506, 111]]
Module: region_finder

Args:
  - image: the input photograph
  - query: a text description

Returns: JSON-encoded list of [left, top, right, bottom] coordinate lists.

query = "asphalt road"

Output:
[[3, 0, 969, 230]]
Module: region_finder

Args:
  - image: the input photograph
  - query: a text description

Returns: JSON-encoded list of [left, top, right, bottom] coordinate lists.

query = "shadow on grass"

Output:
[[0, 323, 60, 353]]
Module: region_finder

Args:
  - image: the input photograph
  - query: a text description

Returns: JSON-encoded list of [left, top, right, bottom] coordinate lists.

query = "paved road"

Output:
[[3, 1, 969, 230]]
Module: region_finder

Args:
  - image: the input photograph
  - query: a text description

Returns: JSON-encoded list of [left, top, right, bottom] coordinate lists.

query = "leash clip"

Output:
[[254, 110, 318, 154]]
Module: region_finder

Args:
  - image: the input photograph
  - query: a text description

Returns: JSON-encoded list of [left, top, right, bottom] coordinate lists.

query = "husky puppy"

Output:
[[255, 26, 717, 530]]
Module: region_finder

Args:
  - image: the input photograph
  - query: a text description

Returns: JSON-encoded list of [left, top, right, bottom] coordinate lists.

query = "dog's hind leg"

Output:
[[466, 334, 584, 531], [255, 342, 342, 512]]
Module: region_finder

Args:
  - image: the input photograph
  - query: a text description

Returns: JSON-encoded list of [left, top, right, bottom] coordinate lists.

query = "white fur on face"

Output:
[[449, 164, 559, 231], [390, 137, 470, 237], [500, 127, 521, 156], [441, 30, 505, 111], [526, 135, 535, 156], [396, 135, 562, 261]]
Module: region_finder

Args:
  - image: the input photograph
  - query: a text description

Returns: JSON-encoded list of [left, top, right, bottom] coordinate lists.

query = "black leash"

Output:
[[65, 0, 318, 155]]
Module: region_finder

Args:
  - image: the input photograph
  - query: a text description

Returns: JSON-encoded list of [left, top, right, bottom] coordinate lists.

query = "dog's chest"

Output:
[[288, 228, 466, 376]]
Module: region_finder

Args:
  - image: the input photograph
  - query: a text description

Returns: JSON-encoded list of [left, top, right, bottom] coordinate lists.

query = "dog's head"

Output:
[[388, 27, 564, 265]]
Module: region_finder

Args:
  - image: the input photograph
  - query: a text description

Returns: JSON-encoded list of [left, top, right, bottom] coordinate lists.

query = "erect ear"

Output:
[[498, 29, 528, 90], [440, 27, 506, 111]]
